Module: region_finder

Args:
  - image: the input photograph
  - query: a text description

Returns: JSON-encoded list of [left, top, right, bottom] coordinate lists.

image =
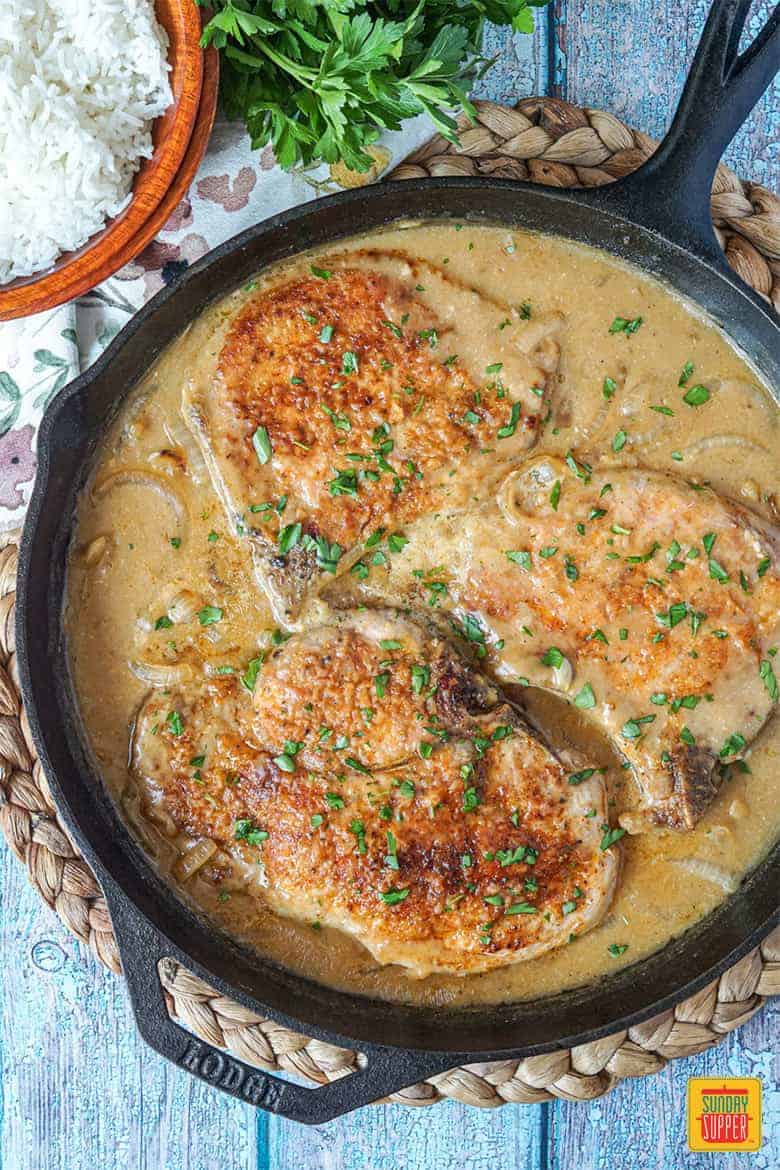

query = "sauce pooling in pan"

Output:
[[67, 223, 779, 1007]]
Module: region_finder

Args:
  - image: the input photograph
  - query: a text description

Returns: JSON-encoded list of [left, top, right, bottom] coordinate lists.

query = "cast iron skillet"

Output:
[[16, 0, 780, 1123]]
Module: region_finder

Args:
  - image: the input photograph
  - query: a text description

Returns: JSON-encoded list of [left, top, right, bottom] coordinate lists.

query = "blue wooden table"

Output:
[[1, 4, 777, 1167]]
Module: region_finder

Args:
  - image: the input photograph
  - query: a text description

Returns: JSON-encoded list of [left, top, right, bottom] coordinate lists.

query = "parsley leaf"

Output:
[[200, 2, 548, 173]]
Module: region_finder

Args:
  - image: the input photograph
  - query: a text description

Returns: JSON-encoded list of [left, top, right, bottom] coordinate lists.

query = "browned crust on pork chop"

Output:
[[132, 611, 619, 975]]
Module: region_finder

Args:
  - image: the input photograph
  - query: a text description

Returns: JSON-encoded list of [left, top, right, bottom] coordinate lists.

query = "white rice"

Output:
[[0, 0, 172, 284]]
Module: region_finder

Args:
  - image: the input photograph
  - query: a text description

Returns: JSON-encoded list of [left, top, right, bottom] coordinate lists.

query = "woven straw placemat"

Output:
[[0, 98, 778, 1109]]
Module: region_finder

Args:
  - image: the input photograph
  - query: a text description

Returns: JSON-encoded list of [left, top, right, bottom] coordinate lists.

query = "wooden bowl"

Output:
[[0, 2, 219, 322]]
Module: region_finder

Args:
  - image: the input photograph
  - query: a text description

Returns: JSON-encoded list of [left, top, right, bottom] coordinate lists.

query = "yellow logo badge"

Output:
[[687, 1078, 762, 1152]]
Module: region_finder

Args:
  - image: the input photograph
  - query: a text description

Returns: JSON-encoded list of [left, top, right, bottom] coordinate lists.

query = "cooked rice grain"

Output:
[[0, 0, 172, 283]]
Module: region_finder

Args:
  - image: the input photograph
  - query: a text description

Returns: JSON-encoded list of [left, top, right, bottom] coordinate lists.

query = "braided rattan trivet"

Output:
[[1, 99, 778, 1109]]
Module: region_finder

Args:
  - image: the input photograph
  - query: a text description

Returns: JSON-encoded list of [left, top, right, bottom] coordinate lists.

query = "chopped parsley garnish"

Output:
[[380, 887, 409, 905], [621, 714, 656, 739], [198, 605, 223, 626], [565, 451, 591, 482], [349, 820, 367, 854], [602, 376, 617, 400], [550, 480, 561, 511], [322, 404, 350, 431], [456, 614, 486, 655], [608, 943, 629, 957], [600, 825, 626, 850], [411, 664, 430, 695], [625, 541, 660, 564], [274, 740, 302, 772], [708, 558, 729, 583], [760, 659, 778, 702], [385, 830, 399, 870], [719, 732, 746, 759], [155, 615, 173, 630], [656, 601, 688, 628], [329, 469, 359, 498], [678, 360, 694, 386], [277, 522, 302, 554], [612, 429, 627, 453], [609, 316, 643, 335], [166, 711, 183, 736], [252, 426, 272, 465], [541, 647, 564, 669], [310, 265, 331, 279], [341, 350, 359, 375], [505, 549, 532, 569], [387, 533, 409, 554], [683, 384, 710, 406], [309, 534, 342, 574], [506, 902, 537, 915], [573, 682, 596, 709], [568, 768, 596, 785], [497, 401, 521, 439], [234, 819, 269, 846], [690, 610, 706, 637]]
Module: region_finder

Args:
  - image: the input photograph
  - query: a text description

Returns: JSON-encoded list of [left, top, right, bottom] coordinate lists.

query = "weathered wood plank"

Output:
[[0, 850, 257, 1170], [265, 1098, 546, 1170], [473, 14, 551, 105], [556, 0, 778, 186], [548, 998, 779, 1170]]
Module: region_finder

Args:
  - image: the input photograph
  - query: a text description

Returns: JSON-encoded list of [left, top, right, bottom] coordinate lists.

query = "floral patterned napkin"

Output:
[[0, 113, 432, 531]]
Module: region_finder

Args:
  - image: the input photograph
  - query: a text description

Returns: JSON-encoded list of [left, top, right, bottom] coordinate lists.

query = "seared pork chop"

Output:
[[133, 610, 618, 976], [340, 457, 780, 831], [183, 252, 561, 623]]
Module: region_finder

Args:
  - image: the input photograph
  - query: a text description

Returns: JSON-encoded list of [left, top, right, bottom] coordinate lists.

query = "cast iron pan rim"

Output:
[[16, 175, 780, 1061], [102, 867, 779, 1062], [22, 177, 780, 458]]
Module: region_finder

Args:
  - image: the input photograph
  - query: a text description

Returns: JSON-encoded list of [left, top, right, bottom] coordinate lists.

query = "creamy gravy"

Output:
[[66, 223, 779, 1007]]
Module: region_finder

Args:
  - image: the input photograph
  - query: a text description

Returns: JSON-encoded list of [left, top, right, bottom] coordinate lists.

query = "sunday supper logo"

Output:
[[686, 1078, 762, 1152]]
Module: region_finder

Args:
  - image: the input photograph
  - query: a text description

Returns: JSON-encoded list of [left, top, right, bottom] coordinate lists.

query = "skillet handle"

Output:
[[104, 886, 453, 1124], [595, 0, 780, 262]]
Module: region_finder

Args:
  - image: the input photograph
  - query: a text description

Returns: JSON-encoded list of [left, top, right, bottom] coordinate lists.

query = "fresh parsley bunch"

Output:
[[197, 1, 549, 171]]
